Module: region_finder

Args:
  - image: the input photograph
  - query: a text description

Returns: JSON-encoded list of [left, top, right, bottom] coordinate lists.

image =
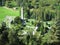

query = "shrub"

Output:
[[7, 1, 17, 8]]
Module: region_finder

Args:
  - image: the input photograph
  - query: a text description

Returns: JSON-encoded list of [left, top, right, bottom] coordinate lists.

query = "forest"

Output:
[[0, 0, 60, 45]]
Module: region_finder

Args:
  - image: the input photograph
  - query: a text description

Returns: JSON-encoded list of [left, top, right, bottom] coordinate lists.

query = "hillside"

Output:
[[0, 7, 19, 22]]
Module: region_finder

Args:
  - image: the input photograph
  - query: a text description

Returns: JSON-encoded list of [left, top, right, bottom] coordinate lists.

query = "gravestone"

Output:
[[4, 16, 16, 28]]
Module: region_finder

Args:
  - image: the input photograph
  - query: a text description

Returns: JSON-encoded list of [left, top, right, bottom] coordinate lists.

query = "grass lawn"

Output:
[[0, 7, 20, 22]]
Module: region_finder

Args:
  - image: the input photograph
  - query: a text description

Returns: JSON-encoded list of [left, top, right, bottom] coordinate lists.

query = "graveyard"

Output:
[[0, 0, 60, 45]]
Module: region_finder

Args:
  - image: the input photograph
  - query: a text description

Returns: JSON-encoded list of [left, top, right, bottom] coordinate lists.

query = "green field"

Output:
[[0, 7, 19, 22]]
